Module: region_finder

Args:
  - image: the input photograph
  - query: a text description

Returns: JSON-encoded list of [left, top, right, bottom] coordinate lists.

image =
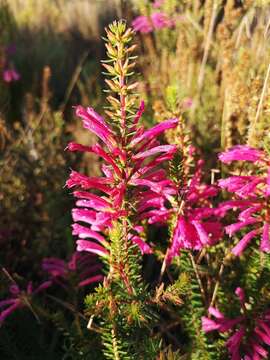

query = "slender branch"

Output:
[[188, 253, 206, 304], [248, 63, 270, 145], [197, 1, 218, 92], [209, 262, 225, 308]]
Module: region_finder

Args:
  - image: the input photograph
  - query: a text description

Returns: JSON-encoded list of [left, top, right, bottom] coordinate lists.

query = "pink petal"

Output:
[[67, 143, 121, 177], [208, 306, 225, 319], [218, 145, 264, 164], [131, 236, 152, 254], [0, 301, 21, 323], [232, 229, 260, 256], [151, 12, 174, 29], [66, 142, 91, 153], [66, 171, 111, 193], [75, 106, 116, 151], [227, 326, 245, 349], [218, 176, 252, 188], [9, 285, 20, 295], [192, 220, 209, 245], [76, 240, 108, 257], [133, 100, 145, 127], [202, 222, 222, 244], [137, 196, 164, 213], [235, 287, 245, 303], [132, 144, 176, 160], [72, 208, 96, 224], [238, 206, 262, 221], [72, 223, 105, 243], [78, 274, 103, 287], [261, 222, 270, 253], [254, 327, 270, 346], [201, 316, 220, 332], [250, 341, 268, 357], [73, 191, 110, 208], [91, 144, 122, 177], [216, 200, 259, 217], [225, 218, 259, 237], [33, 281, 52, 294], [0, 299, 17, 308], [132, 16, 153, 33], [236, 177, 263, 198], [130, 118, 178, 146]]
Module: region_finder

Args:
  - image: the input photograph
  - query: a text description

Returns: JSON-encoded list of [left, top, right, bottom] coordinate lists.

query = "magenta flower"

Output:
[[166, 158, 222, 264], [218, 145, 270, 256], [151, 12, 174, 29], [3, 68, 20, 83], [0, 280, 51, 324], [218, 145, 264, 164], [66, 102, 178, 257], [132, 12, 174, 33], [42, 252, 103, 288], [132, 16, 153, 33], [202, 288, 270, 359]]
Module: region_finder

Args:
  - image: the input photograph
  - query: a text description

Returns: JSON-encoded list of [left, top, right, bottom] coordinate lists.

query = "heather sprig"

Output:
[[202, 287, 270, 359], [66, 20, 179, 358], [42, 252, 103, 289], [0, 280, 51, 325], [218, 145, 270, 256]]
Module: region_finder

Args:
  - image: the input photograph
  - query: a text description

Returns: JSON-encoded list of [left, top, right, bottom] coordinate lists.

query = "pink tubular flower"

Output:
[[3, 68, 20, 83], [66, 102, 178, 257], [202, 288, 270, 359], [218, 145, 270, 256], [0, 280, 51, 324], [151, 12, 174, 29], [218, 145, 264, 164], [42, 252, 103, 288], [132, 16, 153, 33], [165, 158, 222, 264], [132, 12, 174, 34]]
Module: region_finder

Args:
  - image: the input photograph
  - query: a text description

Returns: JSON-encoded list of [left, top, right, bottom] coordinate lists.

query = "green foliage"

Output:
[[169, 149, 185, 190], [176, 251, 225, 359], [102, 20, 139, 131]]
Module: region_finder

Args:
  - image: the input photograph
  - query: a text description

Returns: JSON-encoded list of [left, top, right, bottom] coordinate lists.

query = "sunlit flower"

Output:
[[218, 145, 270, 256], [166, 158, 222, 264], [3, 68, 20, 83], [202, 288, 270, 359], [66, 101, 178, 257], [132, 12, 174, 33]]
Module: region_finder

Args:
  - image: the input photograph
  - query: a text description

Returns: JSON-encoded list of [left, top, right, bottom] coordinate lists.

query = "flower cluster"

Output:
[[66, 104, 178, 257], [132, 2, 174, 34], [3, 68, 20, 83], [202, 287, 270, 359], [166, 158, 222, 264], [218, 145, 270, 256], [0, 281, 51, 324], [42, 251, 103, 289], [2, 44, 20, 83]]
